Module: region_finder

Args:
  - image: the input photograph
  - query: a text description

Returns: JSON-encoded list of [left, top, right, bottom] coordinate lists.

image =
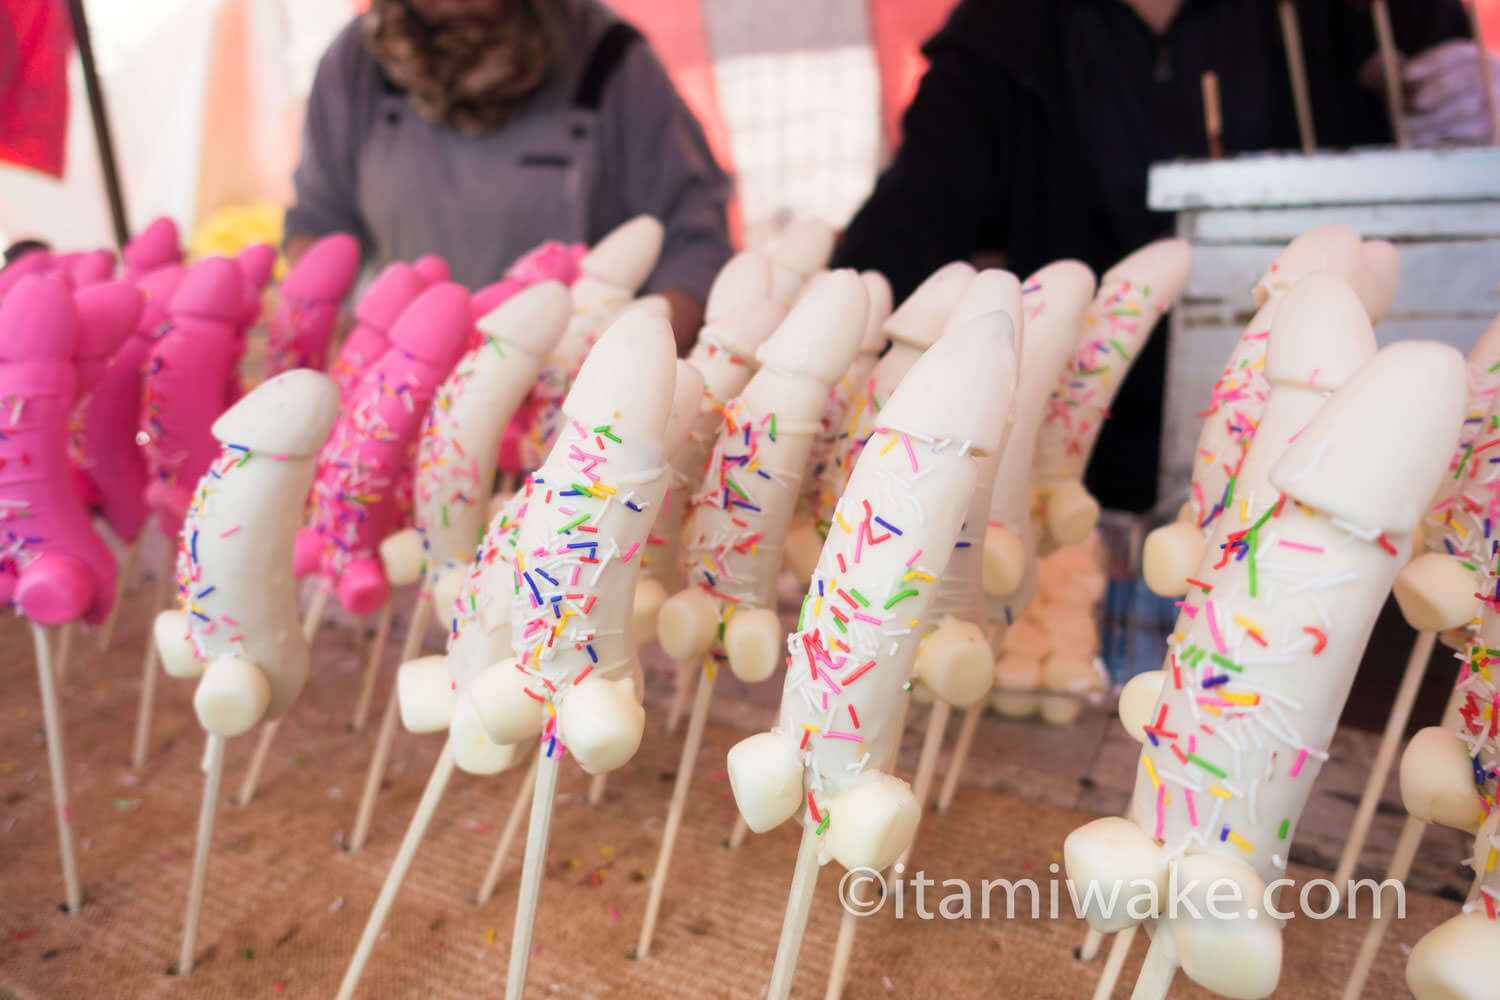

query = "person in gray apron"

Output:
[[283, 0, 734, 341]]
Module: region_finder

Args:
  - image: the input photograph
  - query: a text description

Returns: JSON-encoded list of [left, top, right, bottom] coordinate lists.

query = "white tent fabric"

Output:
[[0, 0, 348, 252]]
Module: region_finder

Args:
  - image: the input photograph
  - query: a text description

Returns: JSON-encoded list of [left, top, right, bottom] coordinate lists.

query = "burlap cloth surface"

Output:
[[0, 585, 1461, 999]]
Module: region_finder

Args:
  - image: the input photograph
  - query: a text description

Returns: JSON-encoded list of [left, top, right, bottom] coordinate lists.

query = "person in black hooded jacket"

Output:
[[834, 0, 1486, 515]]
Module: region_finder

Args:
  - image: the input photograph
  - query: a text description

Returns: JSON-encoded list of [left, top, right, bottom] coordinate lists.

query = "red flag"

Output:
[[0, 0, 72, 178]]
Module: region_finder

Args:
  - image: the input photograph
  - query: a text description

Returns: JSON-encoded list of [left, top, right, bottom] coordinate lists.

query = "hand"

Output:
[[1403, 39, 1500, 147]]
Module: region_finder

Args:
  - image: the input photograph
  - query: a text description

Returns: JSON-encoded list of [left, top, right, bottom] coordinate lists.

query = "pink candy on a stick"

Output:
[[141, 258, 245, 541], [294, 281, 472, 614], [265, 233, 360, 376], [0, 277, 128, 625], [122, 217, 183, 280]]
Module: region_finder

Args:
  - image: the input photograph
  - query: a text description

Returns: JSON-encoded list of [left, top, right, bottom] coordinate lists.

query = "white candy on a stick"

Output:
[[152, 370, 338, 974], [788, 261, 977, 581], [637, 270, 869, 960], [1067, 332, 1464, 1000], [728, 307, 1017, 999], [1032, 239, 1190, 551], [344, 282, 570, 851]]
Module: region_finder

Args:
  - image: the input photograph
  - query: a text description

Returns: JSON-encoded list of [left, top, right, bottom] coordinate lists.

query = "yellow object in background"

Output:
[[189, 201, 285, 276]]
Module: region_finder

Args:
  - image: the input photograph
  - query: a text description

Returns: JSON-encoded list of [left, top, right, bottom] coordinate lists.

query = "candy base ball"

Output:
[[1116, 669, 1165, 743], [727, 731, 803, 832], [194, 657, 272, 737], [981, 525, 1027, 597], [914, 617, 993, 707], [154, 610, 204, 679], [1400, 727, 1486, 832], [556, 675, 643, 774], [1165, 853, 1282, 1000], [783, 517, 822, 583], [1043, 481, 1100, 548], [468, 659, 546, 745], [1393, 553, 1482, 633], [379, 529, 424, 589], [724, 607, 781, 683], [631, 578, 667, 648], [656, 587, 718, 661], [823, 774, 920, 872], [397, 656, 454, 734], [1406, 911, 1500, 1000], [1062, 816, 1168, 932], [1141, 521, 1205, 597], [449, 697, 518, 775]]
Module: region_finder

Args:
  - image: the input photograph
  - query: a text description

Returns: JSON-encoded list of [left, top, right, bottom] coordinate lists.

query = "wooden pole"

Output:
[[176, 732, 226, 974], [335, 742, 457, 1000], [130, 543, 174, 768], [1340, 814, 1426, 1000], [1093, 924, 1138, 1000], [765, 819, 823, 1000], [351, 601, 395, 732], [893, 701, 950, 876], [1331, 629, 1435, 901], [504, 750, 562, 1000], [1202, 71, 1224, 159], [347, 595, 430, 850], [1128, 924, 1178, 1000], [936, 705, 982, 813], [637, 660, 718, 959], [1372, 0, 1411, 148], [1277, 0, 1318, 152], [33, 622, 82, 913], [235, 586, 328, 806], [97, 537, 139, 652], [475, 752, 540, 905], [64, 0, 130, 248]]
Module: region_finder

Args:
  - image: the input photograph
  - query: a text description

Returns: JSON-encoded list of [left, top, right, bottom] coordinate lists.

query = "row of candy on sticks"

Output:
[[370, 235, 1230, 999], [121, 218, 870, 984], [133, 215, 1191, 997], [1061, 223, 1500, 1000], [0, 210, 760, 649], [1115, 223, 1500, 1000]]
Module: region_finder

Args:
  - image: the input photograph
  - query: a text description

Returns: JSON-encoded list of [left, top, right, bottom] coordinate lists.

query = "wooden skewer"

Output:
[[33, 621, 82, 913], [348, 593, 431, 850], [586, 772, 608, 807], [1201, 70, 1224, 159], [1078, 926, 1105, 963], [765, 818, 823, 1000], [1371, 0, 1411, 148], [351, 600, 394, 732], [823, 908, 859, 1000], [892, 700, 951, 876], [129, 542, 175, 768], [1340, 813, 1427, 1000], [504, 749, 562, 1000], [664, 660, 695, 735], [1094, 924, 1138, 1000], [824, 699, 949, 1000], [936, 704, 982, 813], [637, 659, 718, 960], [53, 623, 75, 682], [335, 741, 457, 1000], [727, 812, 750, 850], [1128, 922, 1178, 1000], [176, 732, 226, 975], [1330, 629, 1435, 901], [1466, 0, 1500, 144], [235, 586, 329, 806], [475, 751, 540, 905], [97, 535, 139, 652], [1277, 0, 1318, 152]]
